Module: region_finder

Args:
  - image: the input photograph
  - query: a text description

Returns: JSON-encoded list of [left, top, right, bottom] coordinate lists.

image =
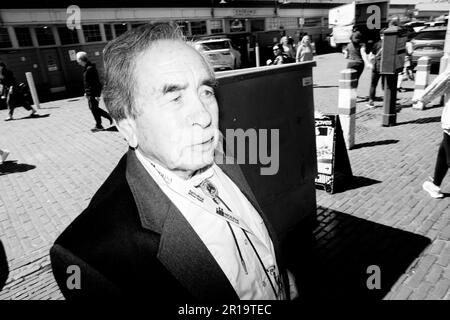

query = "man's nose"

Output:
[[189, 95, 212, 129]]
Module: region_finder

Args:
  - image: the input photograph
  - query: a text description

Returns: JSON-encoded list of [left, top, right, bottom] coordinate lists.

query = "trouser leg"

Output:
[[6, 93, 15, 118], [369, 71, 380, 102], [433, 133, 450, 186], [98, 107, 112, 124], [87, 96, 102, 128]]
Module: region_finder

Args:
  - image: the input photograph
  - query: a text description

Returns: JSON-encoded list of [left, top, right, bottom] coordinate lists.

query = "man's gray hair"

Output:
[[76, 51, 88, 62], [103, 22, 188, 121]]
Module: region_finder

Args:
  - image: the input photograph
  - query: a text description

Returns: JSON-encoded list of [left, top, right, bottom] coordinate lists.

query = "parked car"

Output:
[[404, 20, 427, 32], [411, 26, 447, 66], [194, 38, 241, 71]]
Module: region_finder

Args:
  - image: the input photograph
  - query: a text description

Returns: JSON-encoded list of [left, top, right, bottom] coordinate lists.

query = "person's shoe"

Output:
[[91, 126, 104, 132], [365, 100, 376, 109], [0, 150, 10, 164], [422, 181, 444, 199], [29, 109, 37, 117], [4, 116, 13, 121]]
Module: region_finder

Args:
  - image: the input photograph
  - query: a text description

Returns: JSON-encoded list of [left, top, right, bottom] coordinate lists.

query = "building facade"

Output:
[[0, 1, 347, 100]]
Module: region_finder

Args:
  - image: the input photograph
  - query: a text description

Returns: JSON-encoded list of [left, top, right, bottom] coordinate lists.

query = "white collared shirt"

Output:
[[136, 150, 285, 300]]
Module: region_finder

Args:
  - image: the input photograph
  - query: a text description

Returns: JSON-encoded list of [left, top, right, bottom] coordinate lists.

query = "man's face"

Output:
[[126, 40, 219, 178], [76, 59, 85, 67]]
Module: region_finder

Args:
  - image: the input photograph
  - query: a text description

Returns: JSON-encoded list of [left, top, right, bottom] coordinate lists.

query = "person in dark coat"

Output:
[[76, 52, 112, 132], [51, 23, 298, 302], [1, 61, 37, 121]]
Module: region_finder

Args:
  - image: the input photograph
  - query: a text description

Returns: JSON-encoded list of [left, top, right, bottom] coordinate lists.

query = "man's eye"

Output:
[[202, 88, 215, 97], [172, 95, 182, 102]]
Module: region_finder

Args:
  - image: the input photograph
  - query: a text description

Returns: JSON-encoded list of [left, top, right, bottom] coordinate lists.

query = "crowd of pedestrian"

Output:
[[266, 34, 314, 66]]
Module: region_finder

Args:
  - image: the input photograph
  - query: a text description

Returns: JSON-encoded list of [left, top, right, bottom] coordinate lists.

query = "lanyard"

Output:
[[195, 177, 284, 300], [148, 161, 254, 235], [146, 158, 284, 299]]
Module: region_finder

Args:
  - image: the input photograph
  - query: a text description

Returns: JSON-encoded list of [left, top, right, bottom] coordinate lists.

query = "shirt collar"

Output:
[[135, 150, 215, 190]]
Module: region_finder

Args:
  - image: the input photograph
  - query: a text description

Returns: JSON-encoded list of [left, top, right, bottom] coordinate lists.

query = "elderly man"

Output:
[[76, 52, 112, 132], [51, 23, 297, 301]]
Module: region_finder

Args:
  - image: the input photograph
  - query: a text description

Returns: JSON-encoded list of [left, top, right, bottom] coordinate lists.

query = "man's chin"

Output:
[[187, 154, 215, 172]]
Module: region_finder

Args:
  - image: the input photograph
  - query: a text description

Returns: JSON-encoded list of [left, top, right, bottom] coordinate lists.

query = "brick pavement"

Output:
[[0, 54, 449, 299]]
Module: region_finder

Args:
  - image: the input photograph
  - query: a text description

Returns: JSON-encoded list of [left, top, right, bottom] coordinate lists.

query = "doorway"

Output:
[[40, 48, 66, 93]]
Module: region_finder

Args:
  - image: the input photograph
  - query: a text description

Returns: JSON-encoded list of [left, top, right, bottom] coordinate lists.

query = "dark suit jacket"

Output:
[[50, 149, 289, 301], [82, 61, 102, 97], [0, 240, 8, 291]]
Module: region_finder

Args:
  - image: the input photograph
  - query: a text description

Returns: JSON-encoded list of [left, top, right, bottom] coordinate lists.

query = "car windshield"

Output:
[[414, 30, 446, 40], [199, 41, 230, 51]]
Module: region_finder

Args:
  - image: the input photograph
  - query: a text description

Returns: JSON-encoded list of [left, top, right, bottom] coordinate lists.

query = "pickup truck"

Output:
[[328, 0, 389, 50]]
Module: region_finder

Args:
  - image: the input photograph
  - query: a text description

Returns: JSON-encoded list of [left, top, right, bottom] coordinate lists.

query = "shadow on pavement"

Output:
[[326, 175, 381, 194], [0, 240, 8, 291], [16, 114, 50, 120], [352, 139, 399, 149], [396, 116, 441, 126], [286, 206, 431, 300], [0, 161, 36, 176], [104, 126, 118, 132]]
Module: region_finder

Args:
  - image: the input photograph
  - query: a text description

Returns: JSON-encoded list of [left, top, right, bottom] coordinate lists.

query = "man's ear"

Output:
[[116, 117, 138, 148]]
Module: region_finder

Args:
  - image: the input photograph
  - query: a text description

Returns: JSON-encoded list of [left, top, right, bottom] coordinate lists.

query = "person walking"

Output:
[[295, 35, 314, 62], [1, 61, 37, 121], [366, 32, 385, 108], [422, 102, 450, 198], [280, 36, 295, 62], [267, 44, 289, 66], [76, 52, 112, 132], [343, 29, 368, 88], [397, 39, 414, 92]]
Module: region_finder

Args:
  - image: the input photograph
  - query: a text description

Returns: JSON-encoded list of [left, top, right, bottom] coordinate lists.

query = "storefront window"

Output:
[[304, 17, 322, 28], [114, 24, 128, 37], [250, 19, 265, 32], [266, 18, 280, 31], [131, 23, 145, 29], [15, 27, 33, 47], [210, 20, 224, 34], [35, 27, 56, 46], [0, 28, 12, 48], [176, 21, 189, 36], [83, 24, 102, 42], [279, 17, 297, 30], [104, 24, 113, 40], [191, 21, 207, 36], [58, 26, 79, 45], [229, 19, 246, 33]]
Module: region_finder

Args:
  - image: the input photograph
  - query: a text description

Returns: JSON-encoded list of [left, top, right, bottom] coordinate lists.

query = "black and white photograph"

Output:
[[0, 0, 450, 311]]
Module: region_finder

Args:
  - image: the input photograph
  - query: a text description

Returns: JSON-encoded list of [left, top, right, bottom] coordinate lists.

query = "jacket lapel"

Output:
[[125, 150, 238, 301]]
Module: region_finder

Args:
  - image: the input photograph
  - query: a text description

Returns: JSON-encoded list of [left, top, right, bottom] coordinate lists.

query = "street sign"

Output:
[[68, 50, 77, 61]]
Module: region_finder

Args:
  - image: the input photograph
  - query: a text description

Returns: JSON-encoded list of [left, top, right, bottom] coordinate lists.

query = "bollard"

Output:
[[255, 42, 260, 67], [25, 72, 40, 109], [412, 56, 431, 110], [338, 68, 357, 149]]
